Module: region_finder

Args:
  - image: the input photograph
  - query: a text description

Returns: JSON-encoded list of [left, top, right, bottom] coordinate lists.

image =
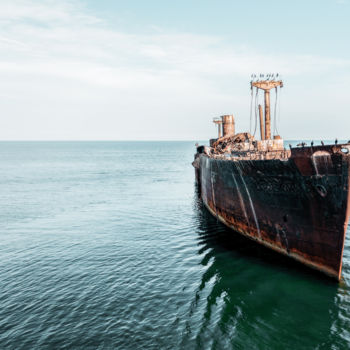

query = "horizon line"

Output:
[[0, 139, 345, 142]]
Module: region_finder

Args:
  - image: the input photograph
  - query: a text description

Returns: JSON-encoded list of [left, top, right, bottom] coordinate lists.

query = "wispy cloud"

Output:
[[0, 0, 349, 140], [336, 0, 348, 5]]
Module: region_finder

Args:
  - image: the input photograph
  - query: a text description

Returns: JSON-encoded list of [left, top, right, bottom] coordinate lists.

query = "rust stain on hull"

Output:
[[194, 144, 350, 281], [203, 199, 342, 279]]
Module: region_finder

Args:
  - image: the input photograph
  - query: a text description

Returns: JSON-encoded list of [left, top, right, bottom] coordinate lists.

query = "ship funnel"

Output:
[[221, 115, 235, 137]]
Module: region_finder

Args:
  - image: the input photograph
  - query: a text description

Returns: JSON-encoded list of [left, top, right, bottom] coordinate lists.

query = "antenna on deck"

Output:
[[250, 74, 283, 140]]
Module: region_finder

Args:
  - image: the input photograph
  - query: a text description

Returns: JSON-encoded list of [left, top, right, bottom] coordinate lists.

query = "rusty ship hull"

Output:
[[194, 144, 350, 280]]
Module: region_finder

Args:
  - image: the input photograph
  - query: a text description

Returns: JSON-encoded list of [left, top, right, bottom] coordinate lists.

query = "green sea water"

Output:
[[0, 141, 349, 349]]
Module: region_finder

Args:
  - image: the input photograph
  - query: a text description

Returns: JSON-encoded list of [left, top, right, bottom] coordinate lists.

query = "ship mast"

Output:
[[251, 78, 283, 140]]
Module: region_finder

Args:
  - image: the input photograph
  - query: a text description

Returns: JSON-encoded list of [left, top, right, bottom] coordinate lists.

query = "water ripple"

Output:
[[0, 141, 349, 350]]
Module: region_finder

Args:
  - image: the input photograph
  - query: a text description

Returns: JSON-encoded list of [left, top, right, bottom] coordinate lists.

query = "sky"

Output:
[[0, 0, 349, 140]]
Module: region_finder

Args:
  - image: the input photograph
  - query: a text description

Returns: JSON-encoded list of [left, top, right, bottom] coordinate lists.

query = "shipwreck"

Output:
[[193, 76, 350, 280]]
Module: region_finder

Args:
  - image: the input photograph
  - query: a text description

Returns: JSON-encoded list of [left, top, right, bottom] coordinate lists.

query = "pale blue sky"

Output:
[[0, 0, 349, 140], [84, 0, 349, 56]]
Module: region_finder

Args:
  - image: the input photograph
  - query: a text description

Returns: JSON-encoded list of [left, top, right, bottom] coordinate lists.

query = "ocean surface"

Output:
[[1, 141, 349, 350]]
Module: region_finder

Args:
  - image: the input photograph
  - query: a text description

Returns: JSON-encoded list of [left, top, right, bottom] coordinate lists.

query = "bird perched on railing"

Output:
[[335, 138, 338, 145], [311, 141, 314, 147]]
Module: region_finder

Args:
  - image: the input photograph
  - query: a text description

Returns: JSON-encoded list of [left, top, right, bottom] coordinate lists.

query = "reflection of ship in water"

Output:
[[180, 192, 348, 349]]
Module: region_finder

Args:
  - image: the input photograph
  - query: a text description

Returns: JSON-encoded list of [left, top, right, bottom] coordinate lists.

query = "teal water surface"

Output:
[[0, 141, 349, 350]]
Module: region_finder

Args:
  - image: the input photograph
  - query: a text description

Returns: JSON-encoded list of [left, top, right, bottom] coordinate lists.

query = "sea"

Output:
[[0, 141, 349, 350]]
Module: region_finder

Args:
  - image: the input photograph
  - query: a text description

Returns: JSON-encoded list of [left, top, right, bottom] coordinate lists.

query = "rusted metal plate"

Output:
[[195, 144, 350, 280]]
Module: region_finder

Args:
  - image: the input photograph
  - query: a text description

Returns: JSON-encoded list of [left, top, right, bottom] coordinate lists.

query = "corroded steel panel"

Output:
[[196, 144, 350, 280]]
